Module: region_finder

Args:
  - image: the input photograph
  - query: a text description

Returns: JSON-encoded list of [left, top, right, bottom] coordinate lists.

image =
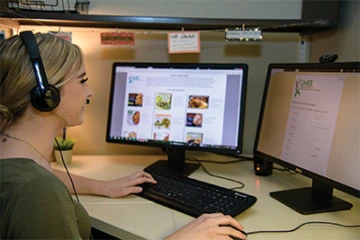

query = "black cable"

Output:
[[55, 138, 94, 240], [186, 157, 247, 164], [273, 167, 287, 172], [186, 157, 245, 189], [246, 221, 360, 235], [273, 166, 297, 174], [186, 155, 359, 237], [186, 157, 249, 164], [213, 152, 254, 161], [55, 138, 80, 202]]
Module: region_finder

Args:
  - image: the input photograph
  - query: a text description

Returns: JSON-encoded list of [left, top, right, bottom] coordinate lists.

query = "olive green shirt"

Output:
[[0, 158, 91, 239]]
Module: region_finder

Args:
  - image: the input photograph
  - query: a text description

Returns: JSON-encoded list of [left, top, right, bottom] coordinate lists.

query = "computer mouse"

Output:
[[220, 224, 247, 240]]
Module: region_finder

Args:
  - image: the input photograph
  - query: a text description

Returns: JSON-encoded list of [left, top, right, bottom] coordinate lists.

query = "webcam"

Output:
[[319, 53, 338, 63]]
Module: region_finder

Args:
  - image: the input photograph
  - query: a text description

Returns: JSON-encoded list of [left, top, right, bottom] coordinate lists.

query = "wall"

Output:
[[310, 0, 360, 62]]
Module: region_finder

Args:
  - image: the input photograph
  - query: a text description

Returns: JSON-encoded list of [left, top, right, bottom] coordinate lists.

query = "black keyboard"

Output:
[[137, 166, 257, 218]]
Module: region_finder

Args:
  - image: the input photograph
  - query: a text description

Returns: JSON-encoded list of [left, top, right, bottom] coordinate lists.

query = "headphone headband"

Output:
[[20, 31, 51, 96], [19, 31, 60, 112]]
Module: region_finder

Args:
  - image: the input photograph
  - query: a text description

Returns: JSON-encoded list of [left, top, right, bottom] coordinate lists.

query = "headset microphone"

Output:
[[86, 99, 90, 104]]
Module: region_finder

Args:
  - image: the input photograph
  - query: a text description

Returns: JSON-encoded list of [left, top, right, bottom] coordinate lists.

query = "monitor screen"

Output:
[[106, 62, 247, 175], [254, 62, 360, 214]]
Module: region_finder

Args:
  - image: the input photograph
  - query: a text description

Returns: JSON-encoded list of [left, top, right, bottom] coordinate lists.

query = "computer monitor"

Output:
[[254, 62, 360, 214], [106, 62, 248, 175]]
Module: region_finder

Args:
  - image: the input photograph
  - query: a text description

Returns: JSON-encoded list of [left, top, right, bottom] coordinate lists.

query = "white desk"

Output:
[[52, 154, 360, 240]]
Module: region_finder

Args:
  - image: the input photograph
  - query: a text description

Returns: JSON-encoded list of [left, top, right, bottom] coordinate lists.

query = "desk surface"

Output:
[[52, 154, 360, 240]]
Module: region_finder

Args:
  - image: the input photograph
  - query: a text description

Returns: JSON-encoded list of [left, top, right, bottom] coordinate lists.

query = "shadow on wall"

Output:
[[224, 44, 262, 57], [100, 48, 136, 61], [169, 53, 201, 62], [168, 44, 263, 60]]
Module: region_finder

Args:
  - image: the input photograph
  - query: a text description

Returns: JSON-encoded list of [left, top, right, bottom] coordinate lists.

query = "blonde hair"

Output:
[[0, 32, 83, 131]]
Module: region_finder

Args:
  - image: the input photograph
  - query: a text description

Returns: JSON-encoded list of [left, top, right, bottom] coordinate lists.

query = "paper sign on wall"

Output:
[[48, 31, 72, 42], [225, 29, 262, 41], [168, 31, 200, 54], [100, 32, 135, 45]]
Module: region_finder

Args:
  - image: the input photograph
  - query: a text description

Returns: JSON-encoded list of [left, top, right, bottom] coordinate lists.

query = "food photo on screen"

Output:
[[153, 132, 170, 141], [124, 131, 137, 139], [128, 93, 143, 107], [186, 132, 203, 146], [186, 113, 203, 127], [155, 93, 172, 110], [154, 114, 171, 130], [188, 95, 209, 109], [127, 110, 140, 125]]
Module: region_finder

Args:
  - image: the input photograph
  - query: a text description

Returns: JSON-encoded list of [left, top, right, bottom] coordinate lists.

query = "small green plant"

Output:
[[54, 137, 76, 151]]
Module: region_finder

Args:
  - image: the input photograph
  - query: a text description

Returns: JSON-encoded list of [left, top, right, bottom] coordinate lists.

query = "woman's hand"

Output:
[[103, 170, 157, 198], [164, 213, 246, 240]]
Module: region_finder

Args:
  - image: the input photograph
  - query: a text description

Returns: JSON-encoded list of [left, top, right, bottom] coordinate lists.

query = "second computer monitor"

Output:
[[254, 62, 360, 214]]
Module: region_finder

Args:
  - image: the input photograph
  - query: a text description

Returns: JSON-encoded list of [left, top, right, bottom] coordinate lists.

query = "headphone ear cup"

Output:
[[31, 85, 60, 112]]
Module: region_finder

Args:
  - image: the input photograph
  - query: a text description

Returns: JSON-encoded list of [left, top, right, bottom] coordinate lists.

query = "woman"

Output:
[[0, 32, 246, 239]]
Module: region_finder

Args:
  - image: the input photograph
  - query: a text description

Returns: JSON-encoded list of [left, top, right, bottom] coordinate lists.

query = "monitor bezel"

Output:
[[106, 62, 248, 155], [253, 61, 360, 199]]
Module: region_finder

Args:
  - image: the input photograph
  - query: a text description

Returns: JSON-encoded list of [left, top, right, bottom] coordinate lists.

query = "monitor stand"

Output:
[[270, 180, 353, 214], [146, 148, 200, 176]]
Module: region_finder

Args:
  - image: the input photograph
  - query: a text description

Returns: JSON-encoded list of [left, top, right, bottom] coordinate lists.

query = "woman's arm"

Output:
[[52, 170, 246, 239], [52, 168, 156, 198]]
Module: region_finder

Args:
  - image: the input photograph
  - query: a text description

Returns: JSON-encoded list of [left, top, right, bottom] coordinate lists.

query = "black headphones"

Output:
[[20, 31, 60, 112]]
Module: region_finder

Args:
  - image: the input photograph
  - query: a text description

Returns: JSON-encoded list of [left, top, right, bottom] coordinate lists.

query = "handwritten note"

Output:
[[168, 31, 201, 54]]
